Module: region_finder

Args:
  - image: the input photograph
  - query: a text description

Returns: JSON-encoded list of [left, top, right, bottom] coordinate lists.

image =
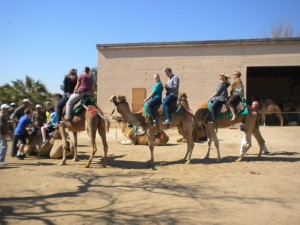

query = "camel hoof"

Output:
[[202, 156, 209, 160], [147, 160, 154, 165], [236, 157, 242, 162], [185, 160, 191, 164], [72, 158, 79, 162], [84, 164, 90, 168], [59, 161, 66, 166], [215, 158, 222, 163]]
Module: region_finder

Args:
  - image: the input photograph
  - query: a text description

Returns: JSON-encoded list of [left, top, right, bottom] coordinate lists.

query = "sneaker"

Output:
[[17, 155, 25, 160], [162, 119, 172, 125], [0, 162, 7, 166], [41, 140, 49, 148]]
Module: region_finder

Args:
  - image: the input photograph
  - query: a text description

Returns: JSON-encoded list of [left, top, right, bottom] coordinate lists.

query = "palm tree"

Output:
[[0, 75, 51, 106]]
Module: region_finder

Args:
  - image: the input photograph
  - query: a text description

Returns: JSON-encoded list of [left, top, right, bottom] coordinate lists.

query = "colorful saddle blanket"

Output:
[[143, 102, 183, 119], [208, 98, 249, 119], [73, 97, 95, 114]]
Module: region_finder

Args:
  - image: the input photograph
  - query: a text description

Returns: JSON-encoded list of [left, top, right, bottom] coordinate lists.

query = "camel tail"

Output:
[[95, 108, 110, 133]]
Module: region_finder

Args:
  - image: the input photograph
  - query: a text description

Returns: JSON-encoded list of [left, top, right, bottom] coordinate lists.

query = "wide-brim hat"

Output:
[[219, 73, 230, 79]]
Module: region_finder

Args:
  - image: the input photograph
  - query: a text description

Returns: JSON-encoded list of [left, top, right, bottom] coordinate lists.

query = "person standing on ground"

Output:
[[0, 104, 10, 166], [31, 104, 47, 134], [14, 109, 40, 160], [10, 99, 32, 157], [162, 68, 180, 124]]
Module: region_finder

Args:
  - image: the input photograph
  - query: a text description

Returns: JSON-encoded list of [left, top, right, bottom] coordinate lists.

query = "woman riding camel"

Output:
[[227, 71, 244, 121], [144, 74, 163, 126], [64, 66, 94, 122], [55, 68, 78, 123], [208, 73, 231, 124]]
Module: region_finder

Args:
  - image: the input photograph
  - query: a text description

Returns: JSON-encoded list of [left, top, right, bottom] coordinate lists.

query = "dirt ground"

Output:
[[0, 125, 300, 225]]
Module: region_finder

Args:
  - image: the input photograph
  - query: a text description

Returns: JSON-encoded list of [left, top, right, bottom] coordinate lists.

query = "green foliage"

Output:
[[0, 75, 52, 106]]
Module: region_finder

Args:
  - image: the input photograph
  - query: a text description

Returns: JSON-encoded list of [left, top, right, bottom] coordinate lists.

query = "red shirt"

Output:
[[76, 73, 94, 93]]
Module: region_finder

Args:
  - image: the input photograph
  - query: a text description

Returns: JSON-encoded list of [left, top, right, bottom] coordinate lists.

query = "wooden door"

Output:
[[132, 88, 146, 112]]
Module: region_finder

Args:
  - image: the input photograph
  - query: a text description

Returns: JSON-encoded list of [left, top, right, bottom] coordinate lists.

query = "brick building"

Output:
[[96, 37, 300, 113]]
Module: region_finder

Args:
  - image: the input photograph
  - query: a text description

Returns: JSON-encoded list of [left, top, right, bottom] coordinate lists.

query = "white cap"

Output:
[[11, 102, 16, 106], [36, 104, 42, 108], [22, 99, 32, 104], [1, 104, 10, 110]]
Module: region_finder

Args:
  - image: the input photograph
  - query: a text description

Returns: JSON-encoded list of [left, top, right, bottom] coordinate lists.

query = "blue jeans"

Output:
[[0, 135, 8, 162], [147, 97, 161, 121], [56, 95, 69, 123], [163, 95, 177, 121], [210, 99, 223, 122]]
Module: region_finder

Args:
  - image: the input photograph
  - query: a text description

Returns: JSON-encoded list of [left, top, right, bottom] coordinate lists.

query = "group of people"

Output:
[[208, 71, 244, 124], [144, 68, 245, 126], [0, 66, 94, 165], [144, 68, 180, 126], [1, 66, 245, 165]]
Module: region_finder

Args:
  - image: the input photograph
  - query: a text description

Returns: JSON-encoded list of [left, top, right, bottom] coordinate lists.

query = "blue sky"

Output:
[[0, 0, 299, 94]]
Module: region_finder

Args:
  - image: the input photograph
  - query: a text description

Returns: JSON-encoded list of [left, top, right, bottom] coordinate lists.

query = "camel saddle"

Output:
[[208, 97, 249, 119], [143, 99, 183, 120], [73, 96, 95, 114]]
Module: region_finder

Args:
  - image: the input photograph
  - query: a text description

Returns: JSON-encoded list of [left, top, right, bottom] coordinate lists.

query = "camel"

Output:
[[112, 115, 169, 145], [174, 93, 207, 143], [110, 94, 194, 167], [194, 101, 269, 162], [259, 99, 283, 126], [24, 131, 73, 159], [281, 98, 300, 125], [58, 104, 110, 168], [177, 121, 207, 143]]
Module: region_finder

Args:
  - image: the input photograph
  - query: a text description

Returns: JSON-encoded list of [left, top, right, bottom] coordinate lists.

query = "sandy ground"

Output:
[[0, 125, 300, 225]]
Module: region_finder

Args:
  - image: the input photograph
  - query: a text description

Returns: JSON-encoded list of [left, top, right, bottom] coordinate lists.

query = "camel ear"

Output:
[[179, 92, 187, 100]]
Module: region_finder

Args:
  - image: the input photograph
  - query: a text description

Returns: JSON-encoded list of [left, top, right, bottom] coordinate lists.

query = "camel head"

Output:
[[179, 92, 188, 101], [110, 95, 127, 106], [179, 92, 192, 111]]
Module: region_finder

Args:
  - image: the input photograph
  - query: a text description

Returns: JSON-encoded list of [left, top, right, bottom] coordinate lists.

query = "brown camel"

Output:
[[110, 94, 194, 167], [112, 115, 169, 145], [58, 104, 110, 168], [259, 99, 283, 126], [24, 131, 73, 159], [194, 101, 269, 162]]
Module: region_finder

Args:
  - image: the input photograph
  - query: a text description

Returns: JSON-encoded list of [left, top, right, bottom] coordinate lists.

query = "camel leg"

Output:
[[97, 121, 108, 168], [85, 126, 97, 168], [59, 125, 68, 165], [185, 134, 195, 164], [203, 125, 213, 159], [262, 114, 266, 126], [181, 126, 194, 163], [146, 128, 155, 167], [204, 124, 221, 162], [277, 113, 284, 126], [211, 127, 221, 162], [72, 132, 78, 161]]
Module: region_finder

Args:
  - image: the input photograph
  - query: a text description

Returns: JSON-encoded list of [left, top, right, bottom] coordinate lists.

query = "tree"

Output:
[[0, 75, 51, 106], [90, 67, 98, 102], [271, 21, 294, 38]]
